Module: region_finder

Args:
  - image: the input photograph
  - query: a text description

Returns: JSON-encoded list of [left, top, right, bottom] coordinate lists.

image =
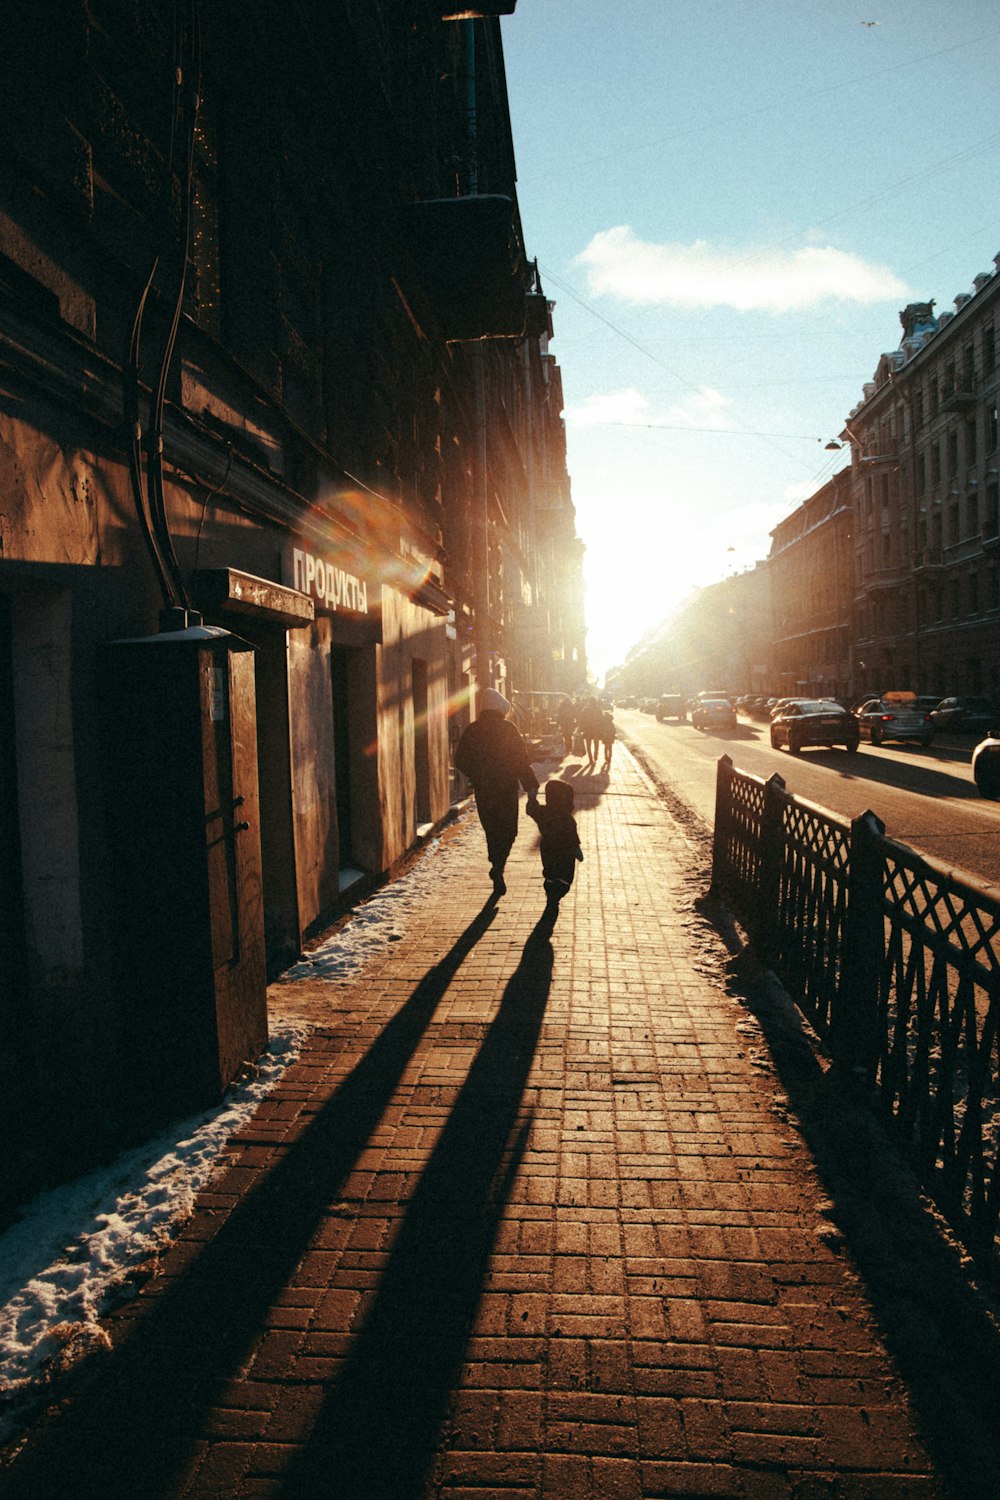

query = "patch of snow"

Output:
[[0, 812, 479, 1444], [0, 1020, 310, 1443], [279, 830, 473, 981]]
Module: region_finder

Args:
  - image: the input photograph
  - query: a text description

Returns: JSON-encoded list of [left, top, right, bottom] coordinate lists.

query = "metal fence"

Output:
[[710, 754, 1000, 1273]]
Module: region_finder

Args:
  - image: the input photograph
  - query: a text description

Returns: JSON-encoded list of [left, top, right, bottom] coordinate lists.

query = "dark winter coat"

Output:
[[454, 713, 539, 799], [525, 796, 583, 885]]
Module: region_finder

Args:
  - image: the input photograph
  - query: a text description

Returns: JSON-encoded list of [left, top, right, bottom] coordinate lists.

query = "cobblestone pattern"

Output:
[[1, 746, 941, 1499]]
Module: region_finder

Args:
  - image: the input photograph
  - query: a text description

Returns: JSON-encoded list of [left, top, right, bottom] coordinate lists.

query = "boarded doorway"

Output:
[[331, 644, 360, 878], [412, 656, 431, 829]]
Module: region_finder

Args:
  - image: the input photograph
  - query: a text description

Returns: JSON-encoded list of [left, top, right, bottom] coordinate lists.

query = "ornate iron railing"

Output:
[[710, 755, 1000, 1273]]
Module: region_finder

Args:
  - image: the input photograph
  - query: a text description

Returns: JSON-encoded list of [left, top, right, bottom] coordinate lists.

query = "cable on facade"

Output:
[[123, 256, 177, 610], [146, 0, 202, 615]]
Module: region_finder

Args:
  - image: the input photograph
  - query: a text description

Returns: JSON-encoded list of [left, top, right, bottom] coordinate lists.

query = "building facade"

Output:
[[768, 470, 854, 702], [846, 266, 1000, 699], [1, 1, 583, 1205]]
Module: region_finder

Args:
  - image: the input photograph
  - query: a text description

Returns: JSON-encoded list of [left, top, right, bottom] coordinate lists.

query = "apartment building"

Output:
[[0, 1, 583, 1205], [846, 265, 1000, 698], [768, 469, 854, 702]]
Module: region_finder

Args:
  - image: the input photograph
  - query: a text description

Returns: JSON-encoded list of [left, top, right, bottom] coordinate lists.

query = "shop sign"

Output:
[[286, 545, 371, 615]]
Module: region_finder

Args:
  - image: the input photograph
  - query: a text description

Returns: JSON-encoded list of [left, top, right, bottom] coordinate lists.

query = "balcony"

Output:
[[913, 547, 945, 571], [439, 2, 516, 14], [941, 375, 977, 413]]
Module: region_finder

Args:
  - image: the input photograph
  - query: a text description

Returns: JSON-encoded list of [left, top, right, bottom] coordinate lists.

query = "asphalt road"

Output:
[[616, 707, 1000, 891]]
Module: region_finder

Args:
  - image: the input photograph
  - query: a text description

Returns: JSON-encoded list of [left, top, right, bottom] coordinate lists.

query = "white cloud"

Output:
[[564, 383, 733, 430], [574, 226, 908, 311], [563, 387, 649, 426]]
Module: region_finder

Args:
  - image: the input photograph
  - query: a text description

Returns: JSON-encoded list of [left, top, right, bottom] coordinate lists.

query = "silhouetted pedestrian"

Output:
[[600, 710, 616, 770], [454, 687, 539, 899], [526, 778, 583, 919], [556, 695, 576, 755], [578, 697, 605, 766]]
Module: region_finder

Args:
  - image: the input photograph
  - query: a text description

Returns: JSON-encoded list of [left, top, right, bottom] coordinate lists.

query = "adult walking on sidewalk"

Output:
[[577, 695, 605, 766], [454, 687, 539, 899]]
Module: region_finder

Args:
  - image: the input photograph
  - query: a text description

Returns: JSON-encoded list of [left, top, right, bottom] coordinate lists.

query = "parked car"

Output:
[[769, 698, 860, 755], [915, 696, 941, 715], [853, 692, 934, 747], [929, 696, 999, 737], [655, 694, 686, 721], [691, 697, 738, 732], [972, 733, 1000, 798]]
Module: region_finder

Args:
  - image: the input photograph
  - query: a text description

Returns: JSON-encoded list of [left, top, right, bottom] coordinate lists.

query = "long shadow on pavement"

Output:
[[0, 904, 500, 1500], [276, 924, 554, 1500], [697, 894, 1000, 1500]]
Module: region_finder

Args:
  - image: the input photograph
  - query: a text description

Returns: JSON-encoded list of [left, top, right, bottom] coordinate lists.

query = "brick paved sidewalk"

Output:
[[2, 742, 995, 1498]]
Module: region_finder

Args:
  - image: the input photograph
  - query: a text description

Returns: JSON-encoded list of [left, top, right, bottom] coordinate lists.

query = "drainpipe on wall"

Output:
[[465, 19, 494, 696]]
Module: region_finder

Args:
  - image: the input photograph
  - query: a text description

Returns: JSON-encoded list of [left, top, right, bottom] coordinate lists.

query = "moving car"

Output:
[[853, 692, 934, 747], [929, 696, 999, 737], [655, 694, 686, 721], [769, 698, 859, 755], [691, 697, 737, 732], [972, 733, 1000, 798]]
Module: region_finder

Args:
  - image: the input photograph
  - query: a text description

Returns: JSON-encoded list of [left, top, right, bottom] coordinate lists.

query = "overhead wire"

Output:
[[517, 26, 1000, 185]]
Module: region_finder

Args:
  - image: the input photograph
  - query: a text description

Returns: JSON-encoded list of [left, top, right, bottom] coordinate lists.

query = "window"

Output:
[[966, 416, 978, 466], [916, 450, 927, 497], [931, 443, 942, 485], [950, 578, 961, 617], [947, 429, 959, 476], [968, 491, 979, 536], [930, 379, 940, 418], [880, 473, 890, 510], [882, 530, 891, 565], [949, 502, 960, 545], [989, 403, 998, 453], [962, 343, 975, 387], [987, 481, 1000, 538], [969, 572, 979, 616], [985, 323, 996, 375], [914, 387, 925, 429]]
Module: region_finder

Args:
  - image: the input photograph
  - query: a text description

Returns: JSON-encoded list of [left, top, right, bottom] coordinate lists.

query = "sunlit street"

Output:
[[616, 707, 1000, 888]]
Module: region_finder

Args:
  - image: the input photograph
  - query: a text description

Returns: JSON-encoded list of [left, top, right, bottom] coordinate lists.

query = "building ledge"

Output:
[[194, 568, 314, 627]]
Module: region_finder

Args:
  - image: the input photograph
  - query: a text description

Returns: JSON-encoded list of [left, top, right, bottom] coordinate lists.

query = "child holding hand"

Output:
[[526, 779, 583, 919]]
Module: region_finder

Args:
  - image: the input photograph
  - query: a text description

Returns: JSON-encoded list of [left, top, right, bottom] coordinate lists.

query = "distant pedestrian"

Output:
[[454, 687, 539, 899], [526, 778, 583, 919], [556, 695, 576, 755], [599, 710, 616, 770], [578, 697, 605, 766]]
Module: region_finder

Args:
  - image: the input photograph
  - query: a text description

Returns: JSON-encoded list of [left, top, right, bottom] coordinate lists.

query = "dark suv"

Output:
[[929, 696, 999, 737]]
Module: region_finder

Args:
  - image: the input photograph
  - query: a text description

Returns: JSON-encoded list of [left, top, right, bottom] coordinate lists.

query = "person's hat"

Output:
[[479, 687, 511, 716]]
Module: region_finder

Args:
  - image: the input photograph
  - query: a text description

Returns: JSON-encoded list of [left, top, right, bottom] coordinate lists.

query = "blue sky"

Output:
[[501, 1, 1000, 681]]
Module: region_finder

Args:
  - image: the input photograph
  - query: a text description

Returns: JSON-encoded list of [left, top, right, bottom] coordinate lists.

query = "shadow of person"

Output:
[[276, 931, 555, 1500], [0, 906, 501, 1500]]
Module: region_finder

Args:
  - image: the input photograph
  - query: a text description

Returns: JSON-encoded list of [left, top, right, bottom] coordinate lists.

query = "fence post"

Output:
[[708, 755, 734, 898], [755, 772, 786, 967], [837, 808, 886, 1083]]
